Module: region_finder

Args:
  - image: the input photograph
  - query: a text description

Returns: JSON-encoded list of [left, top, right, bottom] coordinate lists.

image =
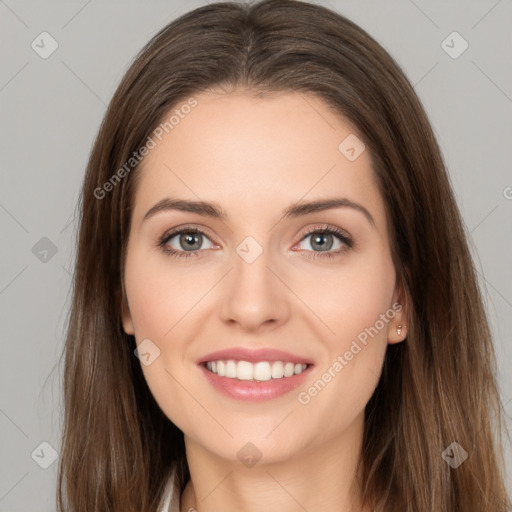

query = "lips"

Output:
[[196, 347, 315, 366], [198, 362, 314, 401]]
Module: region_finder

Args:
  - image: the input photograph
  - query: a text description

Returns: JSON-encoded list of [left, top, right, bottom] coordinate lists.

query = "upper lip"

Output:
[[197, 347, 315, 365]]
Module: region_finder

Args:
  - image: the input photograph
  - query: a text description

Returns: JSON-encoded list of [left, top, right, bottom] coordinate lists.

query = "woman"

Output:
[[57, 1, 510, 511]]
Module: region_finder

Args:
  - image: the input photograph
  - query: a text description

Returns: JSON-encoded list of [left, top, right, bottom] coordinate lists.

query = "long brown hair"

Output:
[[57, 1, 510, 510]]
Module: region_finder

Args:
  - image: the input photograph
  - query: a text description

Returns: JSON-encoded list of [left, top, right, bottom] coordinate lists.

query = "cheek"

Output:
[[291, 250, 396, 345], [123, 250, 197, 429], [292, 253, 395, 409], [124, 249, 205, 340]]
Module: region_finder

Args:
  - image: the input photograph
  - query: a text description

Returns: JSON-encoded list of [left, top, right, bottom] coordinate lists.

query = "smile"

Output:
[[204, 360, 309, 381]]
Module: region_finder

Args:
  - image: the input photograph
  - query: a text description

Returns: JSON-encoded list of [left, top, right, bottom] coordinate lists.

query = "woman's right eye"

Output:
[[158, 228, 215, 259]]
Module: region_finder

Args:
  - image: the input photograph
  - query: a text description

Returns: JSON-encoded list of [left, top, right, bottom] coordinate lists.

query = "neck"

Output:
[[179, 413, 372, 512]]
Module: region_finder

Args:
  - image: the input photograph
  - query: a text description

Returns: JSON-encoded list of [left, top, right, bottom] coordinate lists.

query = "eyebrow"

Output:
[[142, 196, 376, 228]]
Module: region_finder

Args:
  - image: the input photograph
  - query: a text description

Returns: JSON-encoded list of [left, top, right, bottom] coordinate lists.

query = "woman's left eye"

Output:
[[295, 227, 353, 260], [157, 225, 353, 260]]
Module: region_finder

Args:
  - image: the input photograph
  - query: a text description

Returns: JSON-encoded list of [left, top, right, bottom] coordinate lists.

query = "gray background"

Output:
[[1, 0, 511, 510]]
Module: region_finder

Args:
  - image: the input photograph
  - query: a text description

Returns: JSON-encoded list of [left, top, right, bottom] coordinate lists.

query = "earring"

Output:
[[397, 325, 402, 335]]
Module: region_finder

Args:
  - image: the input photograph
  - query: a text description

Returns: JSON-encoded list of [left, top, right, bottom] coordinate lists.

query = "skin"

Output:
[[121, 89, 408, 512]]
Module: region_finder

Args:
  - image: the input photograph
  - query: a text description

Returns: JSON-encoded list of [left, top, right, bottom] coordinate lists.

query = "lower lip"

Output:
[[198, 363, 314, 402]]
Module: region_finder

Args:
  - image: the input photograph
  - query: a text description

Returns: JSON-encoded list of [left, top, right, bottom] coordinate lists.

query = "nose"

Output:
[[219, 244, 291, 332]]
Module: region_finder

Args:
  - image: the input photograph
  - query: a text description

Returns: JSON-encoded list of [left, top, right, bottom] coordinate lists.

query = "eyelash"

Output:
[[157, 224, 354, 261]]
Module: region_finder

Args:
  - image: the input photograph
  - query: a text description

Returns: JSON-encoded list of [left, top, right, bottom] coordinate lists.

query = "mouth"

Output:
[[197, 359, 315, 402], [201, 359, 312, 382], [196, 347, 315, 401]]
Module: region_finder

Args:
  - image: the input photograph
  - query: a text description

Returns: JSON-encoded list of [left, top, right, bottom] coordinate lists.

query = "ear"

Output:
[[119, 287, 135, 335], [387, 271, 409, 345]]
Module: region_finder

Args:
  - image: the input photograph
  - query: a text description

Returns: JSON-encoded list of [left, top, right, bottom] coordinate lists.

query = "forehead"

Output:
[[132, 90, 384, 228]]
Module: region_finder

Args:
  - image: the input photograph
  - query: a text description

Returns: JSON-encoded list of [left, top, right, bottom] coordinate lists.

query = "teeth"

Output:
[[204, 360, 308, 381]]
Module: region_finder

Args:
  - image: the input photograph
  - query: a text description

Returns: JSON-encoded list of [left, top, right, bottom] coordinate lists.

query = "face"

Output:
[[121, 90, 407, 464]]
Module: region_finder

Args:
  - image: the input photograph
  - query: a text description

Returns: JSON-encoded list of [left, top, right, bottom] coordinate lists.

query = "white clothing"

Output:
[[158, 463, 181, 512]]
